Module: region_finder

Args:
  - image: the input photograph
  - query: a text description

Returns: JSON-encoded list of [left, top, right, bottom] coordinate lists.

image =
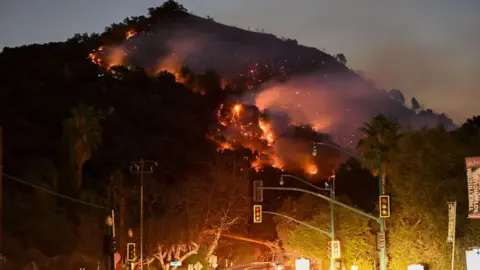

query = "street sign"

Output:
[[253, 180, 264, 202], [377, 231, 386, 249], [330, 241, 341, 259], [447, 202, 457, 243], [209, 255, 218, 268], [295, 258, 310, 270], [170, 261, 182, 267], [194, 261, 203, 270], [114, 252, 121, 265]]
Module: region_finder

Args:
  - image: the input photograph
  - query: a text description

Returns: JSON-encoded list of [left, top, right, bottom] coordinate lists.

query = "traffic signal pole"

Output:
[[279, 174, 336, 270], [311, 142, 388, 270], [378, 154, 387, 270], [257, 185, 383, 268], [259, 186, 381, 225]]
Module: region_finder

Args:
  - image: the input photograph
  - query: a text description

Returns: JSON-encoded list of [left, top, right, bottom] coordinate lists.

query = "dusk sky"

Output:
[[1, 0, 479, 123]]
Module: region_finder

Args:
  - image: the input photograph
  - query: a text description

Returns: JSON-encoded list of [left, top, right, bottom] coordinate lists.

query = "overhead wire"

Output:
[[2, 172, 108, 210]]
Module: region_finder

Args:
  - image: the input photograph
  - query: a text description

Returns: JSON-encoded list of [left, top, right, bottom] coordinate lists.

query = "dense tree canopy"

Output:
[[276, 121, 480, 270]]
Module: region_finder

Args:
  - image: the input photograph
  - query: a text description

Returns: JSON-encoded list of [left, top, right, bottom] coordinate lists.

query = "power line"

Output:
[[2, 172, 108, 210]]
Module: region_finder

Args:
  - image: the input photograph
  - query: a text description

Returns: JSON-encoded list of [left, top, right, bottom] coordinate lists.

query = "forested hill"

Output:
[[0, 0, 463, 268]]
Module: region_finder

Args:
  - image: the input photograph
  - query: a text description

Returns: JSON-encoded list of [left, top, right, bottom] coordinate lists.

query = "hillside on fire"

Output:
[[0, 1, 477, 269]]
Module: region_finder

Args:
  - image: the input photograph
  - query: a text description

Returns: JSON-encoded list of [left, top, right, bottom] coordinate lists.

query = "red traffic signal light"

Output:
[[379, 195, 391, 218], [253, 205, 262, 223]]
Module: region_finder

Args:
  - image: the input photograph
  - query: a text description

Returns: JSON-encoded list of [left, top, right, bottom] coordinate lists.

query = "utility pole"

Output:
[[0, 126, 3, 253], [110, 181, 116, 270], [119, 197, 125, 259], [329, 174, 335, 270], [130, 159, 157, 270]]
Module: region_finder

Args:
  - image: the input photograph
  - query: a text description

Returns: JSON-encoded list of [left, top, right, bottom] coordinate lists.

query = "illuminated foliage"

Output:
[[276, 196, 375, 269], [386, 127, 480, 269]]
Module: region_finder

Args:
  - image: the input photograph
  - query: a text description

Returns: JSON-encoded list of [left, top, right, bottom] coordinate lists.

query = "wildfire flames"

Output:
[[88, 29, 184, 80], [212, 103, 319, 175], [87, 27, 339, 177]]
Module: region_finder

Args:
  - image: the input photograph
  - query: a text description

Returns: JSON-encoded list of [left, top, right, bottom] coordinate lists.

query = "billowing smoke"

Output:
[[90, 13, 456, 177], [252, 73, 455, 148]]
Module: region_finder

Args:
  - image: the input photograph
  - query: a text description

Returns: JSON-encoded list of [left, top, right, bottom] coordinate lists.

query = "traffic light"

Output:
[[126, 243, 136, 262], [253, 205, 262, 223], [379, 195, 391, 218], [253, 180, 263, 202], [328, 240, 341, 259]]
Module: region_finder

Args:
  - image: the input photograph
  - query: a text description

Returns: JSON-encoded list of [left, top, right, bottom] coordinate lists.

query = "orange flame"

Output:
[[211, 102, 288, 172], [155, 54, 185, 83], [218, 142, 233, 152], [126, 29, 136, 40], [259, 119, 274, 146], [306, 163, 318, 175]]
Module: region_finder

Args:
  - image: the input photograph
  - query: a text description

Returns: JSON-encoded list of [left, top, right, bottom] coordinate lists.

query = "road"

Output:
[[225, 262, 274, 270]]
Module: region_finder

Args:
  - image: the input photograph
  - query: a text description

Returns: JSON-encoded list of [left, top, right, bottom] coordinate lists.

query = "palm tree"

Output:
[[356, 114, 400, 193], [63, 104, 102, 188]]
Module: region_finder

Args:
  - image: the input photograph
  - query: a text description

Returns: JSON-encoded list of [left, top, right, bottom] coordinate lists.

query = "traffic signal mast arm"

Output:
[[262, 210, 332, 237], [259, 186, 382, 223]]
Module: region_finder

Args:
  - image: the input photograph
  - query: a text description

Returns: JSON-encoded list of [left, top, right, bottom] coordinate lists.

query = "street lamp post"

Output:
[[259, 186, 383, 269], [280, 174, 335, 270], [312, 141, 387, 270], [105, 213, 116, 270], [130, 159, 157, 270]]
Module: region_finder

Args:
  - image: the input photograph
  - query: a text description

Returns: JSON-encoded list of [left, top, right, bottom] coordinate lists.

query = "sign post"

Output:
[[447, 201, 457, 270], [193, 261, 203, 270]]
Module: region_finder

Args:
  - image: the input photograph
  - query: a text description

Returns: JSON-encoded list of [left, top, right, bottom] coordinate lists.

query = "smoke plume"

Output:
[[90, 14, 457, 177]]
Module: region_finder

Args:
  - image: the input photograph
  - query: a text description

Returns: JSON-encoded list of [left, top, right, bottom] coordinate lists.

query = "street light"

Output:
[[280, 174, 335, 270], [105, 213, 116, 270], [311, 141, 387, 270]]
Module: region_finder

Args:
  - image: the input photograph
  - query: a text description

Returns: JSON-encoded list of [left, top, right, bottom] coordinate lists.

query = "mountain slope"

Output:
[[90, 2, 455, 139]]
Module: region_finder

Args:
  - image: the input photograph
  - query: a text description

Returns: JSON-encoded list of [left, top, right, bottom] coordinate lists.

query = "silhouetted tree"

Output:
[[411, 97, 421, 110], [356, 114, 400, 192], [335, 53, 347, 65], [63, 104, 103, 188]]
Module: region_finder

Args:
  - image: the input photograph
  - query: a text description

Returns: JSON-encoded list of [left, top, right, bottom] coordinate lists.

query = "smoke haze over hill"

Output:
[[94, 13, 456, 149]]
